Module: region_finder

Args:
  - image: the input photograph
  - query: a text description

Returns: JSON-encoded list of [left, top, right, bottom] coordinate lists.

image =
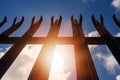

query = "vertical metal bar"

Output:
[[0, 16, 42, 79], [71, 15, 98, 80], [28, 16, 62, 80], [1, 15, 120, 80], [92, 15, 120, 65]]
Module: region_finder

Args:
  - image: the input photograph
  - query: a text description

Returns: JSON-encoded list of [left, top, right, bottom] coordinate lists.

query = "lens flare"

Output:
[[49, 46, 71, 80]]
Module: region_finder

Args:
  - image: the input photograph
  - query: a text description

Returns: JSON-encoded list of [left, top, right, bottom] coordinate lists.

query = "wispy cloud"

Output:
[[0, 47, 11, 58], [88, 31, 120, 79], [87, 31, 120, 74], [116, 74, 120, 80], [96, 53, 120, 73], [1, 45, 42, 80], [86, 30, 100, 37], [49, 53, 71, 80], [0, 48, 4, 58], [87, 31, 99, 53], [112, 0, 120, 10], [115, 32, 120, 37], [1, 45, 74, 80], [89, 44, 120, 74]]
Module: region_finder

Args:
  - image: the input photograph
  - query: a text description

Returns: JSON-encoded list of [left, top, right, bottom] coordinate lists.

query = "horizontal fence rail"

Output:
[[0, 37, 120, 44], [0, 15, 120, 80]]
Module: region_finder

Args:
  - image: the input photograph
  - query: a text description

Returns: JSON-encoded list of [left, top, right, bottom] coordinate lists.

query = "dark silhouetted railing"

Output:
[[0, 15, 120, 80]]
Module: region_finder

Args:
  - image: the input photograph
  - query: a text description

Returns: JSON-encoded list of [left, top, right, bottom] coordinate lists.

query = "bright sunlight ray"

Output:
[[49, 45, 77, 80]]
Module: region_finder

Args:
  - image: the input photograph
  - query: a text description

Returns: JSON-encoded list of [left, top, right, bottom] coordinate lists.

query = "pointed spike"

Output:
[[92, 15, 100, 23], [113, 14, 120, 28], [113, 14, 117, 22], [100, 15, 104, 25], [59, 15, 62, 23], [59, 15, 62, 21], [0, 16, 7, 27], [19, 16, 24, 24], [113, 14, 116, 18], [51, 16, 54, 20], [4, 16, 7, 23], [92, 15, 95, 20], [71, 15, 74, 23], [14, 16, 17, 21], [31, 16, 35, 25], [92, 15, 98, 25], [41, 16, 43, 19], [51, 16, 54, 26], [40, 16, 43, 20], [35, 16, 43, 25], [12, 17, 17, 26], [92, 15, 103, 28], [92, 15, 95, 22], [79, 14, 83, 26], [71, 15, 74, 20], [113, 14, 116, 20], [21, 16, 24, 21]]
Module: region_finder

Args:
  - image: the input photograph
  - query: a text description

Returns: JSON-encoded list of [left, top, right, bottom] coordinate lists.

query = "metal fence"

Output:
[[0, 15, 120, 80]]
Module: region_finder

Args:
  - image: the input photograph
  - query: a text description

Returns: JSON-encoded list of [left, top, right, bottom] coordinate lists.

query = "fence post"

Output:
[[28, 16, 62, 80], [0, 16, 42, 79], [71, 15, 98, 80], [92, 15, 120, 65]]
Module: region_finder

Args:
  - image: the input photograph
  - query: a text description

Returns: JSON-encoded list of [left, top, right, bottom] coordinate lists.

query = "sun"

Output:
[[51, 52, 64, 69]]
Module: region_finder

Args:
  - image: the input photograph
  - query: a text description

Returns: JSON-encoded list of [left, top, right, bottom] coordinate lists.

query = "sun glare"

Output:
[[1, 44, 76, 80], [52, 52, 64, 69], [49, 45, 76, 80]]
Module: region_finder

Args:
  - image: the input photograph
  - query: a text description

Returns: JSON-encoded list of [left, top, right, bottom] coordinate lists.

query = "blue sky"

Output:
[[0, 0, 120, 36], [0, 0, 120, 80]]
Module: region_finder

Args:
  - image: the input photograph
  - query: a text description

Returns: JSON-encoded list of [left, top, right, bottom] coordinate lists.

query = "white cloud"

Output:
[[87, 31, 100, 37], [87, 31, 100, 54], [49, 45, 76, 80], [0, 51, 4, 58], [112, 0, 120, 10], [1, 45, 74, 80], [0, 48, 4, 58], [88, 45, 98, 53], [116, 74, 120, 80], [1, 45, 42, 80], [49, 53, 71, 80], [115, 32, 120, 37], [96, 53, 120, 73], [0, 47, 11, 58], [87, 31, 120, 79]]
